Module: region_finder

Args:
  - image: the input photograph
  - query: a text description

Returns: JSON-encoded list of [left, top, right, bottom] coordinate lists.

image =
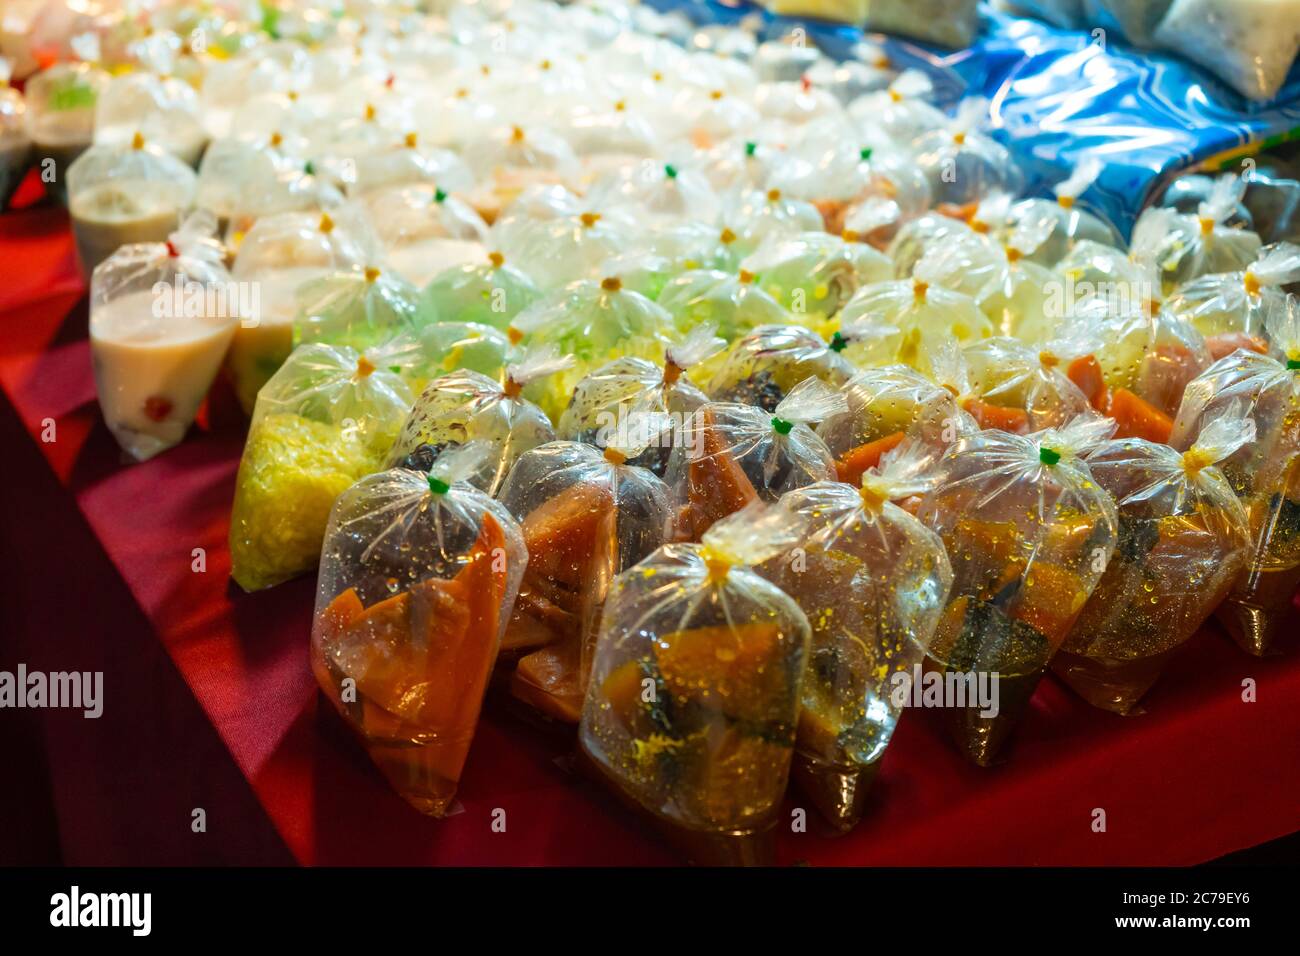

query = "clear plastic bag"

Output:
[[227, 207, 379, 414], [420, 249, 542, 332], [462, 122, 581, 221], [556, 324, 725, 475], [66, 134, 197, 277], [345, 134, 475, 198], [917, 416, 1119, 764], [94, 71, 206, 166], [656, 268, 792, 340], [491, 201, 636, 290], [834, 272, 993, 373], [1142, 175, 1264, 293], [23, 61, 109, 202], [760, 441, 952, 829], [667, 378, 845, 541], [1011, 158, 1124, 267], [578, 502, 812, 865], [1163, 243, 1300, 350], [719, 187, 826, 259], [959, 337, 1094, 435], [589, 158, 722, 225], [496, 422, 675, 723], [509, 275, 677, 422], [361, 184, 489, 289], [1155, 0, 1300, 102], [292, 266, 425, 352], [1054, 408, 1253, 713], [706, 324, 857, 410], [817, 362, 972, 484], [229, 338, 416, 592], [311, 442, 527, 815], [912, 100, 1025, 207], [739, 231, 893, 329], [385, 348, 570, 496], [411, 321, 515, 387], [847, 71, 950, 148], [865, 0, 980, 48], [89, 212, 237, 462], [1170, 300, 1300, 655]]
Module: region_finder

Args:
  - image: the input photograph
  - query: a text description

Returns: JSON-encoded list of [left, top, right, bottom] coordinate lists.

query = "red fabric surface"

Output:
[[3, 199, 1299, 865]]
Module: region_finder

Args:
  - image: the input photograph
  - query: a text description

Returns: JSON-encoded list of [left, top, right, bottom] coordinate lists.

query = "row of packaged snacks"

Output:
[[5, 0, 1297, 862]]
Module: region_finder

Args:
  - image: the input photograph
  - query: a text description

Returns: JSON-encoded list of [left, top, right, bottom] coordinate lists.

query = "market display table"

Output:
[[4, 191, 1299, 866]]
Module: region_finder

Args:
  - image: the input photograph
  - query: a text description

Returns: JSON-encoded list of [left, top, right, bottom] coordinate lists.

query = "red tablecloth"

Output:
[[4, 188, 1299, 866]]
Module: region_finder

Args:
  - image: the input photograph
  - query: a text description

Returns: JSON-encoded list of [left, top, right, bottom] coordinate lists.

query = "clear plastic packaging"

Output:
[[509, 275, 677, 422], [817, 362, 971, 484], [959, 337, 1094, 435], [385, 349, 570, 496], [1155, 0, 1300, 102], [1054, 409, 1253, 713], [411, 321, 515, 386], [578, 502, 812, 865], [312, 443, 527, 815], [229, 338, 416, 593], [760, 442, 953, 830], [706, 324, 857, 410], [491, 201, 636, 290], [739, 231, 893, 329], [667, 378, 845, 541], [720, 187, 826, 258], [912, 100, 1024, 207], [66, 134, 197, 278], [917, 416, 1119, 765], [361, 184, 489, 288], [589, 158, 722, 225], [462, 123, 580, 222], [1142, 175, 1264, 293], [227, 207, 379, 415], [556, 324, 725, 475], [847, 71, 950, 148], [656, 268, 792, 340], [292, 267, 425, 352], [496, 424, 674, 723], [1011, 158, 1124, 267], [89, 212, 237, 462], [1163, 243, 1300, 349], [1170, 301, 1300, 655], [23, 61, 109, 202], [420, 249, 542, 332], [94, 71, 206, 166]]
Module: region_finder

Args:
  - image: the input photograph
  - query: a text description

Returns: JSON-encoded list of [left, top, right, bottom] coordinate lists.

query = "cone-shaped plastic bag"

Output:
[[557, 324, 725, 474], [311, 442, 526, 815], [228, 207, 379, 414], [362, 184, 489, 288], [497, 421, 674, 723], [1055, 409, 1253, 713], [706, 324, 856, 410], [67, 134, 197, 278], [1140, 175, 1263, 293], [491, 201, 637, 290], [917, 416, 1119, 764], [229, 338, 416, 592], [578, 502, 812, 865], [720, 187, 827, 258], [510, 275, 677, 422], [89, 212, 238, 462], [1163, 243, 1300, 350], [420, 249, 542, 331], [657, 267, 792, 340], [667, 378, 845, 541], [1155, 0, 1300, 102], [1170, 301, 1300, 655], [740, 232, 892, 327], [293, 266, 425, 351], [761, 442, 953, 830], [817, 361, 972, 485], [386, 348, 570, 496]]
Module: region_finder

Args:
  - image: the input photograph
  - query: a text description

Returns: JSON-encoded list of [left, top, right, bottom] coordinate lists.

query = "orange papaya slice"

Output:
[[835, 431, 906, 485], [1109, 387, 1173, 444], [520, 481, 616, 591], [685, 407, 759, 539], [1205, 332, 1268, 362], [656, 622, 786, 722], [1066, 355, 1108, 413], [962, 397, 1031, 434], [510, 636, 583, 724]]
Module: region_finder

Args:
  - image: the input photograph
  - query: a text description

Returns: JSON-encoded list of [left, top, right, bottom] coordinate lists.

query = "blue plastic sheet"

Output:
[[648, 0, 1300, 237]]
